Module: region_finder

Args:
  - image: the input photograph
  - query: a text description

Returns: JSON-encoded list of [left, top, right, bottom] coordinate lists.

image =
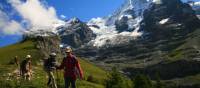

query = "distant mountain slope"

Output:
[[75, 0, 200, 87], [78, 0, 200, 64]]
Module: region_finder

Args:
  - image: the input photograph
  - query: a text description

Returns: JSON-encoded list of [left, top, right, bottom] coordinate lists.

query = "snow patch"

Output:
[[197, 15, 200, 19], [119, 15, 133, 20], [189, 1, 200, 6], [153, 0, 162, 4], [159, 18, 169, 24]]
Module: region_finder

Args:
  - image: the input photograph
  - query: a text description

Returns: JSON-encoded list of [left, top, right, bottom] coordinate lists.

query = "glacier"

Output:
[[87, 0, 153, 47]]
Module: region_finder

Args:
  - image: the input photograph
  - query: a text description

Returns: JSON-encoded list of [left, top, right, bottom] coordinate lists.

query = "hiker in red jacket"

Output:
[[57, 47, 83, 88]]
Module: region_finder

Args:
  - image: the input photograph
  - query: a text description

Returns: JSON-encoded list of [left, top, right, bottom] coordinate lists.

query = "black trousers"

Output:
[[64, 77, 76, 88]]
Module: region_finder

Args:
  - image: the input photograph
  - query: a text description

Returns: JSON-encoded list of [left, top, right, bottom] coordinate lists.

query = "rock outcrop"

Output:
[[58, 18, 96, 48]]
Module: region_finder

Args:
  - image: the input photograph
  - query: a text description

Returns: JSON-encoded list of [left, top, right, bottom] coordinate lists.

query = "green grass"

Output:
[[78, 58, 108, 84], [0, 40, 107, 88], [0, 40, 41, 65], [168, 50, 183, 61]]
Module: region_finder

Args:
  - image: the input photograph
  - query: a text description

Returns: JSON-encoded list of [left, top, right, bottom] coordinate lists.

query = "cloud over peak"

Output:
[[0, 0, 63, 35], [9, 0, 62, 32]]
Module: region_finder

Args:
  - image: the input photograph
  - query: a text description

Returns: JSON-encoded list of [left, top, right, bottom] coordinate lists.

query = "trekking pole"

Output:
[[55, 69, 59, 87], [56, 69, 58, 82]]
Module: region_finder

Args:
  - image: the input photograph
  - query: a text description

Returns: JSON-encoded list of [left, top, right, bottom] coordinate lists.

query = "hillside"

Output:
[[0, 40, 107, 88]]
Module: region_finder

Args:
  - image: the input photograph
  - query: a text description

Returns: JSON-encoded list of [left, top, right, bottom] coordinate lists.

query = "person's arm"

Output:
[[75, 58, 83, 79], [57, 58, 65, 70], [29, 61, 33, 76], [29, 61, 32, 71]]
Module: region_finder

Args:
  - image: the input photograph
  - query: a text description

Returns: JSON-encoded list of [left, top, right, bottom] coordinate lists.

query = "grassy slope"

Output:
[[166, 29, 200, 62], [159, 29, 200, 86], [0, 40, 40, 64], [0, 40, 107, 88]]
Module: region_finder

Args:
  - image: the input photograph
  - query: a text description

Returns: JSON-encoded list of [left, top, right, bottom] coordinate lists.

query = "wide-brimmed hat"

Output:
[[65, 47, 72, 53], [26, 55, 31, 58], [50, 52, 57, 56]]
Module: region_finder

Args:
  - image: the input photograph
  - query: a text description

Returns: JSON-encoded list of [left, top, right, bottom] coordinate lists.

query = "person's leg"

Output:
[[24, 70, 29, 80], [47, 71, 51, 85], [50, 71, 57, 88], [70, 78, 76, 88], [24, 73, 28, 80], [27, 72, 31, 81], [27, 71, 32, 80], [64, 77, 71, 88], [22, 70, 26, 80], [21, 71, 25, 79]]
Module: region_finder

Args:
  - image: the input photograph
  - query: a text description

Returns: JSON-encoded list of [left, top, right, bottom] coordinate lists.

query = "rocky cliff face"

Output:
[[35, 36, 62, 58], [141, 0, 200, 40], [23, 32, 62, 59], [58, 18, 96, 48]]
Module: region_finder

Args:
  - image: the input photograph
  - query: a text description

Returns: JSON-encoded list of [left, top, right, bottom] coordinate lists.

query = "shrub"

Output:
[[105, 67, 132, 88]]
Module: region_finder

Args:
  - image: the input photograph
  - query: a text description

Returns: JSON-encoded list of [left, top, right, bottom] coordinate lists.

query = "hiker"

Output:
[[20, 55, 32, 80], [57, 47, 83, 88], [44, 53, 58, 88], [14, 56, 19, 66]]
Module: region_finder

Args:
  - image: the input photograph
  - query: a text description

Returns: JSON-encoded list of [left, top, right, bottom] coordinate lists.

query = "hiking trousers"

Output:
[[21, 70, 31, 80], [64, 77, 76, 88], [47, 71, 57, 88]]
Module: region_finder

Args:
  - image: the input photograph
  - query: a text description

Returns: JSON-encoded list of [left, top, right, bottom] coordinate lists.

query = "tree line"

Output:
[[106, 67, 165, 88]]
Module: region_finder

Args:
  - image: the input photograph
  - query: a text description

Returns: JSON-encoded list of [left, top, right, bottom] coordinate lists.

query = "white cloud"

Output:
[[194, 1, 200, 6], [60, 14, 66, 19], [0, 10, 24, 35], [9, 0, 63, 32]]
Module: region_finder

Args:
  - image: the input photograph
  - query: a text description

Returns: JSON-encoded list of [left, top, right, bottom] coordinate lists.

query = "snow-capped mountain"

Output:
[[87, 0, 200, 47], [76, 0, 200, 60], [23, 0, 200, 48], [87, 0, 154, 47], [24, 0, 200, 48]]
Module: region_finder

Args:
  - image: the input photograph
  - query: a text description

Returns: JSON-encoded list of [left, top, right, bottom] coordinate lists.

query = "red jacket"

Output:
[[58, 55, 83, 80]]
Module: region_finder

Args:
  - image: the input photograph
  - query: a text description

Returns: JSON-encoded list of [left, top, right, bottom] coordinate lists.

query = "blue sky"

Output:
[[48, 0, 124, 21], [0, 0, 124, 47]]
